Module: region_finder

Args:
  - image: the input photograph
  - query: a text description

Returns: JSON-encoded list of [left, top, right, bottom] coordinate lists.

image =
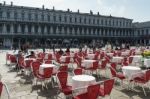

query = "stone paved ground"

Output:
[[0, 49, 150, 99]]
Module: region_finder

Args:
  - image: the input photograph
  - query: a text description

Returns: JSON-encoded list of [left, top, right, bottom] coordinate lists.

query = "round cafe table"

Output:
[[122, 66, 142, 80], [81, 60, 96, 69], [39, 64, 58, 75], [72, 75, 96, 90]]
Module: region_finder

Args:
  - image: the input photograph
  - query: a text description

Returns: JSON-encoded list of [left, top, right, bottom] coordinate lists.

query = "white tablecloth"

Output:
[[81, 60, 96, 68], [24, 58, 36, 61], [72, 75, 96, 90], [130, 55, 142, 65], [60, 56, 70, 62], [112, 57, 123, 63], [86, 54, 95, 59], [39, 64, 58, 74], [106, 53, 114, 57], [121, 52, 129, 56], [144, 59, 150, 67], [122, 66, 141, 80]]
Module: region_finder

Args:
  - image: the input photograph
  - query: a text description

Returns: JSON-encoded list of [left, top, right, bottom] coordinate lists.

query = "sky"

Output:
[[0, 0, 150, 22]]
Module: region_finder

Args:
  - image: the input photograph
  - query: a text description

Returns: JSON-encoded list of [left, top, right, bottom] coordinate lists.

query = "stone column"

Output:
[[50, 26, 53, 34], [61, 27, 64, 34], [3, 24, 6, 33], [81, 28, 84, 35], [86, 28, 89, 35], [56, 26, 59, 34], [10, 24, 14, 34], [67, 27, 69, 35], [31, 25, 35, 34], [44, 26, 47, 34], [25, 25, 28, 34], [77, 28, 80, 35], [95, 29, 97, 35], [38, 25, 41, 34], [17, 24, 21, 33], [91, 28, 93, 35], [99, 29, 101, 36], [72, 28, 75, 35]]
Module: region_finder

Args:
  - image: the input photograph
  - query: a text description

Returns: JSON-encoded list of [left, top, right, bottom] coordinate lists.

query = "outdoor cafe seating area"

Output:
[[1, 46, 150, 99]]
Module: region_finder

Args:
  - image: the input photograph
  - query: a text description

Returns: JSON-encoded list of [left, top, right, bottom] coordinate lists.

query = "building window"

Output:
[[7, 25, 10, 33], [89, 19, 91, 24], [70, 17, 72, 23], [79, 17, 82, 23], [93, 19, 95, 24], [105, 20, 107, 25], [59, 16, 61, 22], [53, 15, 56, 22], [48, 15, 50, 21], [35, 14, 38, 21], [64, 16, 67, 22], [75, 17, 77, 23], [97, 19, 99, 24], [28, 13, 31, 20], [84, 18, 86, 24], [21, 12, 24, 20], [0, 11, 2, 18], [101, 20, 103, 25], [41, 14, 44, 21], [7, 11, 10, 18]]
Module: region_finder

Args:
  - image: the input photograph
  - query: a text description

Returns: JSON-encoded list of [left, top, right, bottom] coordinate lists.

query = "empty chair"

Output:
[[59, 65, 68, 72], [36, 67, 53, 89], [131, 69, 150, 96], [73, 68, 83, 75], [57, 71, 72, 98], [99, 79, 115, 98], [0, 81, 10, 99], [73, 83, 100, 99], [44, 60, 52, 64], [110, 63, 125, 86]]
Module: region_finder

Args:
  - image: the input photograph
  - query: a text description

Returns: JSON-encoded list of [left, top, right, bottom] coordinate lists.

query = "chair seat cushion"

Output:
[[116, 73, 125, 79], [133, 76, 146, 83], [62, 86, 72, 95], [99, 86, 104, 96], [73, 93, 88, 99]]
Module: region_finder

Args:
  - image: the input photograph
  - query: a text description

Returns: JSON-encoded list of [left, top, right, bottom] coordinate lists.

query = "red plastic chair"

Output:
[[128, 57, 133, 64], [131, 70, 150, 96], [73, 68, 83, 75], [73, 83, 100, 99], [0, 81, 10, 99], [85, 61, 99, 75], [99, 79, 114, 98], [44, 60, 52, 64], [110, 63, 125, 86], [57, 71, 72, 97], [36, 67, 53, 89], [98, 60, 108, 77], [59, 65, 68, 72], [31, 61, 41, 77]]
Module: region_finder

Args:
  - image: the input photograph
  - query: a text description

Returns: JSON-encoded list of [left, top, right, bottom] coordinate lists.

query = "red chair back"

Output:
[[88, 84, 100, 99], [57, 71, 68, 89], [44, 60, 52, 64], [110, 64, 117, 77], [73, 68, 82, 75], [25, 60, 33, 68], [9, 55, 17, 63], [104, 79, 114, 96], [128, 57, 133, 64], [145, 70, 150, 81], [92, 61, 99, 69], [0, 82, 3, 95], [100, 60, 107, 69], [43, 67, 53, 78], [31, 61, 41, 76], [59, 65, 68, 72]]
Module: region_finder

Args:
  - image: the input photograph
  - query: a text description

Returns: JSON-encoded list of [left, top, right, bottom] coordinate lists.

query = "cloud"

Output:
[[96, 0, 127, 17]]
